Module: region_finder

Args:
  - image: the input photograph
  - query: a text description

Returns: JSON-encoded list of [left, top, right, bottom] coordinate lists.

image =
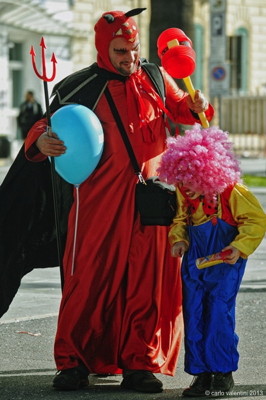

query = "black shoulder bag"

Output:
[[105, 87, 177, 226]]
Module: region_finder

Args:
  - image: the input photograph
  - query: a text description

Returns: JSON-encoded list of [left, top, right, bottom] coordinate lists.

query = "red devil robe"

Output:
[[25, 65, 214, 376]]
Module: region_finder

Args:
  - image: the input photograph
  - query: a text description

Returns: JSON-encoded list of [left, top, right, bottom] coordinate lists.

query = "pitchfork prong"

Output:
[[30, 37, 57, 82]]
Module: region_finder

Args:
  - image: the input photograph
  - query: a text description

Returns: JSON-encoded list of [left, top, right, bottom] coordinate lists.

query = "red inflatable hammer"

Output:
[[157, 28, 209, 128]]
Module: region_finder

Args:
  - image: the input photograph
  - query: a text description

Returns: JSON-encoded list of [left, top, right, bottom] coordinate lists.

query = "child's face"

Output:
[[179, 184, 201, 200]]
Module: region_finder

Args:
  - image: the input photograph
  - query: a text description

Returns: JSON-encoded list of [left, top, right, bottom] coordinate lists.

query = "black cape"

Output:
[[0, 62, 164, 318]]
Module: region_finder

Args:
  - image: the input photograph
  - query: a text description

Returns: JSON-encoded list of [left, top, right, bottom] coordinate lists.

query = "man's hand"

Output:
[[171, 241, 188, 257], [36, 131, 66, 157], [186, 89, 209, 114]]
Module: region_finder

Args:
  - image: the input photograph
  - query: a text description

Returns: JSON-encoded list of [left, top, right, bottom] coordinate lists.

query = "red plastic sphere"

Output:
[[161, 46, 196, 79], [157, 27, 192, 59]]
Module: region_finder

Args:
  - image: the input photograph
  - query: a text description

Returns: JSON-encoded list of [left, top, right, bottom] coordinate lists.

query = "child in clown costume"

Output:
[[158, 124, 266, 397]]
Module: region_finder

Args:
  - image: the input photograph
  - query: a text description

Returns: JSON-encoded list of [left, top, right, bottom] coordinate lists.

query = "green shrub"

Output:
[[243, 175, 266, 187]]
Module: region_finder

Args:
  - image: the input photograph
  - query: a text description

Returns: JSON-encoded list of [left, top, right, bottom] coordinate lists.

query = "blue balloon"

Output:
[[51, 104, 104, 185]]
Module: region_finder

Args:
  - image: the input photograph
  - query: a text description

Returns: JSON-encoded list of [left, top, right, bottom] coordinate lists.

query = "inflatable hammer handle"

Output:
[[167, 39, 209, 128], [196, 249, 232, 269]]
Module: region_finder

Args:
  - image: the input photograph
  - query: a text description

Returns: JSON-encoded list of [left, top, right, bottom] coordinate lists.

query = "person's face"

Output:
[[179, 184, 201, 200], [108, 36, 140, 76], [25, 92, 34, 102]]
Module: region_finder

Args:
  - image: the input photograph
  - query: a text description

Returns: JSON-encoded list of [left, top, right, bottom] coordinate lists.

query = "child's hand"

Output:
[[221, 245, 241, 264], [171, 241, 188, 257]]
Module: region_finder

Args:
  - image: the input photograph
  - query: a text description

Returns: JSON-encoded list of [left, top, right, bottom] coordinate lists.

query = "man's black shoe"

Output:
[[121, 370, 163, 393], [211, 372, 234, 393], [52, 366, 89, 391], [182, 372, 212, 397]]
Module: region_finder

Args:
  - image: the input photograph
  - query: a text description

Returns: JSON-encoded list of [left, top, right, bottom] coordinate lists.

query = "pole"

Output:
[[43, 80, 64, 289], [30, 38, 64, 290]]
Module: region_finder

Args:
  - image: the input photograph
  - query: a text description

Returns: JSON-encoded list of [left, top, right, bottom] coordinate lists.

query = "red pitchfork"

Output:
[[30, 37, 64, 289], [30, 37, 57, 127]]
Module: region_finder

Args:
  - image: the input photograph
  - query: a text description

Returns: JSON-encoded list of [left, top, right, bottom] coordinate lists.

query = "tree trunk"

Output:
[[149, 0, 195, 64]]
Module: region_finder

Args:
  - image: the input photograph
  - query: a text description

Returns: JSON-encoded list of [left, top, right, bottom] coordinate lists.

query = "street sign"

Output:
[[209, 0, 229, 96], [210, 12, 226, 60], [211, 13, 225, 37], [209, 61, 230, 97], [210, 0, 226, 13], [212, 65, 226, 80]]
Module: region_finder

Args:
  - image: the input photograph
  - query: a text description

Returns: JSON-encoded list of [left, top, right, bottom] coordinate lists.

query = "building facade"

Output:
[[0, 0, 266, 148], [0, 0, 87, 140]]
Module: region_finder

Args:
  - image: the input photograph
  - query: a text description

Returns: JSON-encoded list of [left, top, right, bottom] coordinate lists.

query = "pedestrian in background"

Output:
[[17, 90, 43, 139], [158, 124, 266, 397]]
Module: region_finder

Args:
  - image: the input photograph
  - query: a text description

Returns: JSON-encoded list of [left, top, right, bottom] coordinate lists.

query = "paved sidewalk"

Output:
[[1, 234, 266, 399], [0, 156, 266, 399], [0, 291, 265, 400]]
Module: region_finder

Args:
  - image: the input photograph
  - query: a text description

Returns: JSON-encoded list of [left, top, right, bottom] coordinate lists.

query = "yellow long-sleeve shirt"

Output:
[[169, 183, 266, 258]]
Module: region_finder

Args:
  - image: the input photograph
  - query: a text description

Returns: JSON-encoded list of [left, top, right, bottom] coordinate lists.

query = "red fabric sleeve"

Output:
[[162, 68, 214, 125], [24, 118, 48, 162], [220, 184, 238, 226]]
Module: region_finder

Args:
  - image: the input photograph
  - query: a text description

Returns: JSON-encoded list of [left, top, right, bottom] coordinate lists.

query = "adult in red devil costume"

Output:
[[24, 8, 214, 393]]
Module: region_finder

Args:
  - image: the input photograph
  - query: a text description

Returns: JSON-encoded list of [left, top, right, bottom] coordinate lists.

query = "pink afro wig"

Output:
[[157, 124, 242, 197]]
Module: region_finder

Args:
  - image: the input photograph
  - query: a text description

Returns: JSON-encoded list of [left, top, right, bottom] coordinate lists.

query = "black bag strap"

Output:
[[105, 86, 145, 183], [141, 61, 165, 102]]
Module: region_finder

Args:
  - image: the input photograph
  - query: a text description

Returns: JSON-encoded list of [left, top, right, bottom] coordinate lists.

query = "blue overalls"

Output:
[[182, 217, 247, 375]]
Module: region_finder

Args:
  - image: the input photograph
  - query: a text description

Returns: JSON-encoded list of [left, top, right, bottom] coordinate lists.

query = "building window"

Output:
[[227, 27, 249, 93], [193, 24, 204, 91], [9, 42, 23, 107], [12, 70, 23, 108], [9, 42, 23, 61]]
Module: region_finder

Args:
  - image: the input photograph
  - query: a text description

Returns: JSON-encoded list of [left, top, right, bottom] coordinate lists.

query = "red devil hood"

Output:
[[94, 8, 146, 73]]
